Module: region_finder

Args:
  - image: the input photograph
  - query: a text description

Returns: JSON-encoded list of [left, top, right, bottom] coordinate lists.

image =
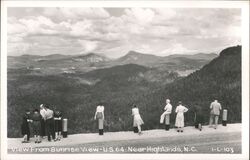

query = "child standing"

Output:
[[54, 110, 62, 141], [32, 109, 42, 143]]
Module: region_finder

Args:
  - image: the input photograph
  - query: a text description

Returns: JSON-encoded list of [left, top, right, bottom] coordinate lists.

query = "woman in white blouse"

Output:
[[132, 104, 144, 135], [94, 104, 105, 135], [175, 101, 188, 132]]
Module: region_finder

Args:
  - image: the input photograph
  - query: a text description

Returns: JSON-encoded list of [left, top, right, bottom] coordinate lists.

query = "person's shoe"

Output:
[[177, 130, 179, 132], [54, 139, 57, 142], [37, 141, 41, 143], [181, 130, 183, 132], [138, 132, 142, 135], [35, 141, 37, 143]]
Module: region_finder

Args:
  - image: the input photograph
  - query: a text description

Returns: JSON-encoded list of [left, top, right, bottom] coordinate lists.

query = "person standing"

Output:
[[39, 104, 46, 138], [175, 101, 188, 132], [32, 109, 42, 143], [94, 103, 105, 135], [132, 104, 144, 135], [209, 100, 222, 129], [54, 110, 62, 141], [44, 105, 56, 141], [160, 99, 172, 130], [193, 105, 204, 131], [21, 109, 32, 143]]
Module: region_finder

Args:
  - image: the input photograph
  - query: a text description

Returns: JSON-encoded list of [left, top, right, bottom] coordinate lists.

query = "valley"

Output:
[[7, 46, 241, 138]]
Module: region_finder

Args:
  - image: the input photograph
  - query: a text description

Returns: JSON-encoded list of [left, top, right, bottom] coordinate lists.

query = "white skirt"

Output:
[[133, 114, 144, 126], [175, 113, 184, 127]]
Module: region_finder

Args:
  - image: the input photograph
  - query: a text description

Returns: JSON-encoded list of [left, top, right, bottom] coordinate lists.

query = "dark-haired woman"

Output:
[[132, 105, 144, 135], [193, 105, 204, 131], [94, 104, 105, 135], [21, 109, 32, 143]]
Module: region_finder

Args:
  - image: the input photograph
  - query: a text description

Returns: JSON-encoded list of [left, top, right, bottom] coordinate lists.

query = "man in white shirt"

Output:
[[160, 99, 172, 130], [44, 105, 55, 141], [209, 100, 222, 129], [39, 104, 46, 138]]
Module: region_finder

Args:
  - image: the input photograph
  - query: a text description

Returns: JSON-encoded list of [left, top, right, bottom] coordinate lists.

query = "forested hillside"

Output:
[[7, 64, 177, 137], [7, 46, 241, 137], [134, 45, 242, 130]]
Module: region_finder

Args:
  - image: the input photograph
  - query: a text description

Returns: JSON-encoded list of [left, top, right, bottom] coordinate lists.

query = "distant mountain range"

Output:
[[8, 51, 217, 76]]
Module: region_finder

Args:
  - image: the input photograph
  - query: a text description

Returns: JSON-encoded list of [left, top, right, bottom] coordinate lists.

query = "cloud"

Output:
[[43, 8, 110, 22], [8, 42, 32, 55], [69, 20, 94, 37], [123, 8, 155, 25], [7, 8, 241, 57], [160, 43, 198, 55], [19, 16, 58, 35], [78, 40, 99, 53]]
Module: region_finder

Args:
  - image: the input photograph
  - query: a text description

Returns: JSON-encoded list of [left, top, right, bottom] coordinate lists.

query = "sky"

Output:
[[7, 8, 241, 58]]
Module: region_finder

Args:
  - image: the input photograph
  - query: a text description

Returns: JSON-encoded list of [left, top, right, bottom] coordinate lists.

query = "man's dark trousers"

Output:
[[46, 118, 55, 141]]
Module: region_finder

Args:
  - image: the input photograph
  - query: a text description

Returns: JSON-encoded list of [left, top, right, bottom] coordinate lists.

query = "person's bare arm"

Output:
[[94, 110, 97, 120], [210, 103, 213, 109]]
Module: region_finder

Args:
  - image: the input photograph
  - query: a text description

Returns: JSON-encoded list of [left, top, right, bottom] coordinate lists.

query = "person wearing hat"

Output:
[[209, 100, 222, 129], [21, 109, 32, 143], [132, 104, 144, 135], [32, 109, 42, 143], [94, 103, 105, 135], [39, 104, 46, 138], [175, 101, 188, 132], [160, 99, 172, 130]]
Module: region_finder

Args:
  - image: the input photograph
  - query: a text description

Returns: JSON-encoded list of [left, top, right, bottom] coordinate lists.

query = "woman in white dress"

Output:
[[132, 104, 144, 135], [94, 104, 105, 135], [175, 101, 188, 132]]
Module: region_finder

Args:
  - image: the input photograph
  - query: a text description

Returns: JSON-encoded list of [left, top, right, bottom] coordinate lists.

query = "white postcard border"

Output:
[[1, 1, 249, 160]]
